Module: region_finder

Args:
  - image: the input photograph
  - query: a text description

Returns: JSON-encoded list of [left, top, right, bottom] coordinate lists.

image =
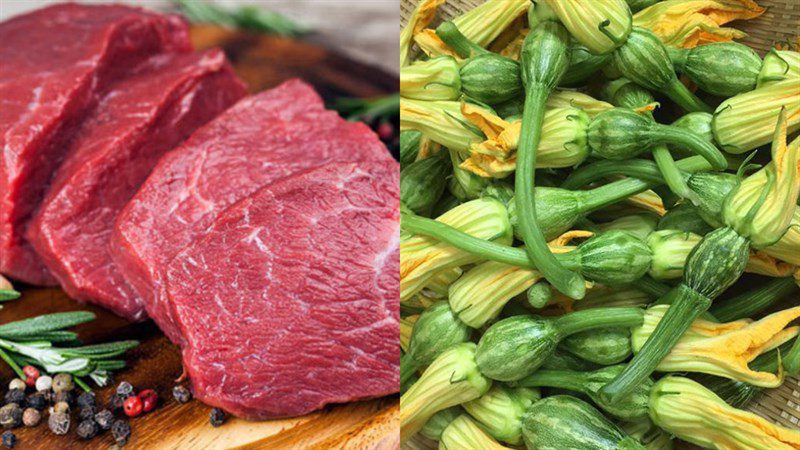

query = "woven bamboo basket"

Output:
[[400, 0, 800, 447]]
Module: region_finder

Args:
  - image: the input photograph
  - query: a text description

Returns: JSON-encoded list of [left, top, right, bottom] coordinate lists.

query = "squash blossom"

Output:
[[598, 214, 658, 241], [758, 49, 800, 88], [649, 376, 800, 450], [647, 229, 796, 280], [460, 105, 590, 178], [400, 315, 418, 353], [400, 98, 486, 152], [400, 0, 444, 66], [547, 90, 615, 118], [462, 385, 540, 445], [400, 343, 491, 443], [625, 189, 667, 216], [451, 0, 529, 48], [765, 209, 800, 265], [440, 415, 513, 450], [572, 285, 653, 310], [400, 56, 462, 101], [447, 231, 591, 328], [542, 0, 632, 55], [419, 267, 463, 300], [633, 0, 765, 49], [712, 81, 800, 154], [400, 198, 512, 302], [723, 109, 800, 247], [449, 260, 541, 328], [413, 0, 529, 60], [633, 305, 800, 387]]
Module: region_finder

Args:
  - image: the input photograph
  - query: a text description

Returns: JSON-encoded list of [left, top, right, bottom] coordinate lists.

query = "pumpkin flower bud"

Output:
[[421, 267, 463, 300], [764, 209, 800, 265], [649, 376, 800, 449], [713, 82, 800, 154], [572, 285, 653, 310], [400, 56, 462, 101], [401, 0, 444, 66], [547, 90, 615, 118], [400, 98, 485, 152], [400, 198, 512, 302], [462, 385, 540, 445], [633, 305, 800, 387], [440, 415, 513, 450], [460, 105, 590, 178], [542, 0, 632, 55], [451, 0, 529, 48], [400, 315, 418, 353], [723, 109, 800, 247], [758, 49, 800, 88], [400, 343, 492, 442], [633, 0, 765, 49], [597, 214, 658, 241], [448, 260, 541, 328]]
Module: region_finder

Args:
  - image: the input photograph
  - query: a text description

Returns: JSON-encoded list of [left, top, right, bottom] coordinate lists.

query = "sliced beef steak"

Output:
[[166, 161, 400, 419], [0, 4, 191, 285], [113, 80, 393, 342], [27, 49, 246, 321]]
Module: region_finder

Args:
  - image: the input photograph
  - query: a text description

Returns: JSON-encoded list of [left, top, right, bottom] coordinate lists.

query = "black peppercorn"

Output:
[[1, 431, 15, 449], [25, 394, 46, 411], [0, 404, 21, 429], [76, 419, 99, 440], [53, 390, 75, 406], [209, 408, 225, 427], [2, 391, 23, 408], [78, 406, 96, 421], [116, 382, 134, 398], [94, 409, 114, 431], [111, 419, 131, 445], [108, 393, 125, 412], [76, 391, 96, 409], [172, 385, 191, 404], [48, 411, 70, 435]]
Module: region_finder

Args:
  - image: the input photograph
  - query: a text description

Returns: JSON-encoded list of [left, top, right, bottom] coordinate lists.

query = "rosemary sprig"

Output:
[[0, 310, 138, 390], [334, 94, 400, 122], [173, 0, 308, 37]]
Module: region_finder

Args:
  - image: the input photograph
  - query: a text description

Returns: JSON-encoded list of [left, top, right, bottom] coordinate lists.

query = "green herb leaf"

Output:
[[0, 311, 95, 338]]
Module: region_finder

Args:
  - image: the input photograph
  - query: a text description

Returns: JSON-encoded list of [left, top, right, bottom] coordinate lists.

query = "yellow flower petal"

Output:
[[414, 28, 460, 59], [635, 306, 800, 386], [401, 0, 445, 66], [633, 0, 765, 48]]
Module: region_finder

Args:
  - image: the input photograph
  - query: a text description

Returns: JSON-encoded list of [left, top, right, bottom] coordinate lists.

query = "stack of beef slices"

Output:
[[1, 4, 399, 419]]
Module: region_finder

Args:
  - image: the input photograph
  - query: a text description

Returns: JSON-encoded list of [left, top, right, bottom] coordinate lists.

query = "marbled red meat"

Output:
[[166, 161, 400, 419], [112, 79, 393, 342], [0, 4, 191, 285], [27, 49, 246, 320]]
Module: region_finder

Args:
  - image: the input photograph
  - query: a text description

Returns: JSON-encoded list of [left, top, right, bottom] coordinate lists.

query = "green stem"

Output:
[[652, 145, 702, 205], [600, 284, 711, 403], [654, 125, 726, 170], [664, 78, 713, 113], [400, 213, 581, 271], [517, 369, 586, 392], [709, 277, 798, 322], [74, 377, 92, 392], [517, 86, 584, 299], [0, 290, 20, 301], [562, 156, 711, 190], [435, 21, 489, 58], [554, 307, 645, 338], [0, 347, 25, 379], [666, 47, 688, 71], [400, 352, 418, 393]]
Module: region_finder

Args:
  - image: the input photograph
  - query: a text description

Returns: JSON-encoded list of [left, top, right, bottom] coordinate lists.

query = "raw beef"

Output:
[[165, 161, 400, 419], [27, 50, 246, 320], [113, 79, 393, 342], [0, 4, 191, 285]]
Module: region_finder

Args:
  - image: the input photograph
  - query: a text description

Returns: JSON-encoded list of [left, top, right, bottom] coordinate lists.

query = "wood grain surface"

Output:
[[0, 25, 399, 450]]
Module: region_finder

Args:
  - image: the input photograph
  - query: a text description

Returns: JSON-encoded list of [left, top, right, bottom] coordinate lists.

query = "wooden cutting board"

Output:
[[0, 25, 399, 450]]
